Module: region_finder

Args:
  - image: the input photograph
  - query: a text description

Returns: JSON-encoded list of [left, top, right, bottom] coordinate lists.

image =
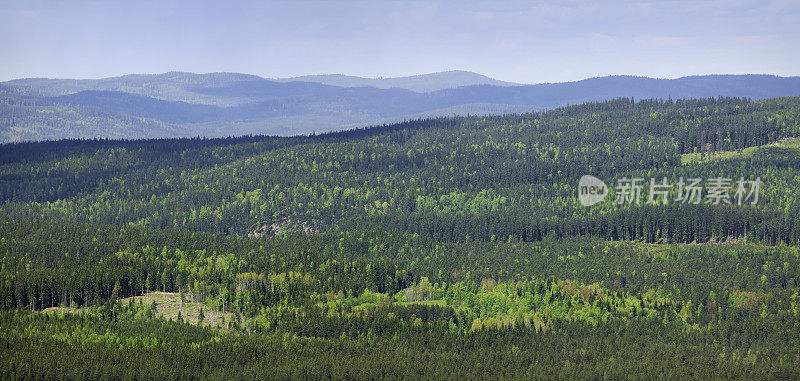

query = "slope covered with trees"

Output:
[[1, 96, 800, 378]]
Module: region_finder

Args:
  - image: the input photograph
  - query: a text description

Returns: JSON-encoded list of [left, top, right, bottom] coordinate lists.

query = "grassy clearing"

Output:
[[778, 138, 800, 149], [680, 137, 798, 164], [681, 146, 758, 164], [42, 292, 235, 329], [122, 292, 235, 328]]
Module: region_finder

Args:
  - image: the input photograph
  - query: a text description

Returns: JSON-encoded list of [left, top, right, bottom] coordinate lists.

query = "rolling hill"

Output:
[[1, 72, 799, 142]]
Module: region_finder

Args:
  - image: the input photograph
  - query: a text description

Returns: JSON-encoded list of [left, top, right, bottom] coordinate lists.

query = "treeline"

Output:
[[2, 307, 799, 379], [2, 97, 799, 245], [380, 201, 800, 245], [3, 218, 799, 316]]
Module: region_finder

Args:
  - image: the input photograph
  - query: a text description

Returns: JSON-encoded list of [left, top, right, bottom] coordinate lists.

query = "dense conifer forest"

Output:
[[2, 96, 800, 378]]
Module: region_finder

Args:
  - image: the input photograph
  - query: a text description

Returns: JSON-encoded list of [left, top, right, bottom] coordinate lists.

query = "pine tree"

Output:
[[111, 281, 121, 302]]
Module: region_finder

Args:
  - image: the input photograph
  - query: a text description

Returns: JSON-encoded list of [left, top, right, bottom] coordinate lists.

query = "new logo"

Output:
[[578, 175, 608, 206]]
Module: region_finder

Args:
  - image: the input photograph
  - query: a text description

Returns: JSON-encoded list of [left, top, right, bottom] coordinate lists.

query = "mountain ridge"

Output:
[[274, 70, 520, 92], [2, 72, 799, 142]]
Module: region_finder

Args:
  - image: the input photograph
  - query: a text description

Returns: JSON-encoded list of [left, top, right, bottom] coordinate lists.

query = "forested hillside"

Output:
[[2, 96, 800, 378]]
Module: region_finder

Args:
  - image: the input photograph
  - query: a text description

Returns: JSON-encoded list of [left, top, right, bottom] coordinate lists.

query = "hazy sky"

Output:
[[1, 0, 798, 83]]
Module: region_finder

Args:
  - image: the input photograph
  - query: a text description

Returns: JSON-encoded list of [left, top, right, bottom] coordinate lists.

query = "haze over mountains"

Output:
[[1, 71, 799, 143], [275, 70, 520, 92]]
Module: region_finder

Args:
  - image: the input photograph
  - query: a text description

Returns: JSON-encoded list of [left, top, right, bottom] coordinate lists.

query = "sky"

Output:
[[1, 0, 798, 83]]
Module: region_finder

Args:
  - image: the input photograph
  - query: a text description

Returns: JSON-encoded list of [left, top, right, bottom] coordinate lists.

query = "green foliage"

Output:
[[1, 96, 800, 378]]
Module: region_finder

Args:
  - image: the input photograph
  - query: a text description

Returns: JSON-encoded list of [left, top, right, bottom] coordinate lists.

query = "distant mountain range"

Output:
[[274, 70, 520, 92], [2, 71, 799, 142]]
